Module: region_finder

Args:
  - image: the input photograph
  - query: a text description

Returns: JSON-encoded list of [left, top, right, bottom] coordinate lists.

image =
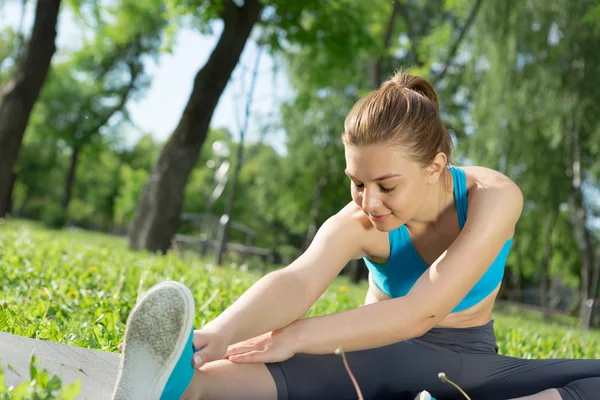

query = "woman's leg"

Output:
[[182, 360, 277, 400], [459, 352, 600, 400], [510, 389, 562, 400], [114, 280, 453, 400], [509, 377, 600, 400], [555, 377, 600, 400], [182, 338, 462, 400], [250, 339, 462, 400]]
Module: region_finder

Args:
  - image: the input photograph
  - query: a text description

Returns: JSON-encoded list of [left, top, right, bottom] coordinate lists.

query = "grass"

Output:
[[1, 218, 600, 398]]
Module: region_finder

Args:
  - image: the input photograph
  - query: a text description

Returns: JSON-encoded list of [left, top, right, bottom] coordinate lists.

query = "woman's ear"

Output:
[[425, 152, 447, 184]]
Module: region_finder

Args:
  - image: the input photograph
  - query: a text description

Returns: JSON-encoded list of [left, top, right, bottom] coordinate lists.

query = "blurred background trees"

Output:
[[1, 0, 599, 327]]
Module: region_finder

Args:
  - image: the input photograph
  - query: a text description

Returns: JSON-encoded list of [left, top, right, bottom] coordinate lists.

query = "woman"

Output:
[[112, 71, 600, 400]]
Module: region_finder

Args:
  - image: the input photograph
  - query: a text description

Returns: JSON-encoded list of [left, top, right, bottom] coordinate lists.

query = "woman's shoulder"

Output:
[[329, 201, 374, 234], [323, 202, 385, 258], [459, 165, 524, 232], [320, 202, 381, 257], [459, 165, 519, 190]]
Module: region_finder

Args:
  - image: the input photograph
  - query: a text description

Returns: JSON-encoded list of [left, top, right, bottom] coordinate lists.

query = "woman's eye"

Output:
[[380, 186, 395, 193], [352, 183, 364, 190]]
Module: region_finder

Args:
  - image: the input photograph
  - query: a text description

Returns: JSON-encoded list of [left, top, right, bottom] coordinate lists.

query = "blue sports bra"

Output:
[[363, 166, 513, 312]]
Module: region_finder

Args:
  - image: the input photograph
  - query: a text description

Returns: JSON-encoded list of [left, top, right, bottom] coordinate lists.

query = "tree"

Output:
[[464, 0, 600, 326], [129, 0, 263, 253], [128, 0, 379, 253], [215, 45, 263, 265], [35, 0, 166, 218], [0, 0, 62, 217]]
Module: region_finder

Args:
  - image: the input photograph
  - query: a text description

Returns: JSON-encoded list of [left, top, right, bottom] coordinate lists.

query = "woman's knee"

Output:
[[556, 377, 600, 400]]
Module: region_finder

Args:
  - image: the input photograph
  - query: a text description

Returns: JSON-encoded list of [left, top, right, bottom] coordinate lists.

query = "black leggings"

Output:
[[265, 320, 600, 400]]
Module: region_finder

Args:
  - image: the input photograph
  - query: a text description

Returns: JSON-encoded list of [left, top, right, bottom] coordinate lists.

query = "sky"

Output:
[[0, 2, 293, 154]]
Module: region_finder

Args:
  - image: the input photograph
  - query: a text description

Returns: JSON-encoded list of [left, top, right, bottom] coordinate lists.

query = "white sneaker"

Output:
[[415, 390, 433, 400], [112, 280, 197, 400]]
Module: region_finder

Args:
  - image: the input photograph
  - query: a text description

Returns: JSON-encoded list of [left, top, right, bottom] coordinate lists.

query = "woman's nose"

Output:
[[362, 188, 382, 212]]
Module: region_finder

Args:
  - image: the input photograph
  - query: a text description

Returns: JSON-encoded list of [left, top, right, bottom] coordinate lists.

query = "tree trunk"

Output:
[[434, 0, 483, 81], [369, 0, 400, 89], [128, 0, 262, 253], [498, 271, 509, 300], [511, 239, 523, 302], [348, 259, 368, 284], [540, 211, 556, 311], [0, 0, 62, 217], [566, 118, 596, 330], [214, 144, 244, 266], [592, 253, 600, 327], [298, 174, 328, 256], [3, 172, 17, 217], [61, 145, 80, 213], [214, 41, 262, 266]]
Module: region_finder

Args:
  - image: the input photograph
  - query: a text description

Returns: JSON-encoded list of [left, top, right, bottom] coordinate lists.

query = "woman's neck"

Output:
[[406, 169, 454, 233]]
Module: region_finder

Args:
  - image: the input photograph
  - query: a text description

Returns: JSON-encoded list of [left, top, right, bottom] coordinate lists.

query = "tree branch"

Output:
[[370, 0, 401, 88], [435, 0, 483, 81], [396, 0, 423, 67], [85, 61, 140, 135], [383, 1, 401, 50]]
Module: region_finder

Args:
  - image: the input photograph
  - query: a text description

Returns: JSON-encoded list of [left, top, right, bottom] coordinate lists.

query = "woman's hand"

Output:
[[222, 328, 297, 364], [116, 327, 232, 369], [192, 327, 232, 368]]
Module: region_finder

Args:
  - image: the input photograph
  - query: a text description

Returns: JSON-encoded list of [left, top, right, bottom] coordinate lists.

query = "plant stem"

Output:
[[438, 372, 472, 400], [336, 347, 364, 400]]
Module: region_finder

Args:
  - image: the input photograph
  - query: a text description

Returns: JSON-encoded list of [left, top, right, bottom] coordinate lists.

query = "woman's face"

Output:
[[344, 143, 431, 231]]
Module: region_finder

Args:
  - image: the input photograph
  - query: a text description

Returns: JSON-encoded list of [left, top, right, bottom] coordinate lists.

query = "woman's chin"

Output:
[[371, 216, 403, 232]]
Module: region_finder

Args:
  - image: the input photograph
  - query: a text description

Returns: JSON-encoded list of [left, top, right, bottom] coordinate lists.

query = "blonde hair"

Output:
[[342, 70, 453, 168]]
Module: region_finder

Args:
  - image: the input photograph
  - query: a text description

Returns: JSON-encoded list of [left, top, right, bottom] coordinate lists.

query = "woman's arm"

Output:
[[286, 177, 524, 355], [204, 208, 366, 346]]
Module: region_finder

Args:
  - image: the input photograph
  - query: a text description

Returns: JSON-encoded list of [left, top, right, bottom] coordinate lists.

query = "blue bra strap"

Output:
[[450, 166, 468, 229]]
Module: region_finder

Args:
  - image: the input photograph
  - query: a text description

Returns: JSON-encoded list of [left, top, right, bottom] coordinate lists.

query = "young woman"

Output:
[[112, 72, 600, 400]]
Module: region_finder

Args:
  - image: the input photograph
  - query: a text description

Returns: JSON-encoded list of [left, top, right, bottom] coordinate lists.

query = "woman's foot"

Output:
[[112, 280, 197, 400]]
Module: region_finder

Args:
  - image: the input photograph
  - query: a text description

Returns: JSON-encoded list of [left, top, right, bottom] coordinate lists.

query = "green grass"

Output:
[[1, 218, 600, 397], [0, 219, 363, 351]]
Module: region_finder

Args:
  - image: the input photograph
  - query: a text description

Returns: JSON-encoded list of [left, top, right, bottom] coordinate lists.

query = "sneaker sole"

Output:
[[112, 281, 195, 400]]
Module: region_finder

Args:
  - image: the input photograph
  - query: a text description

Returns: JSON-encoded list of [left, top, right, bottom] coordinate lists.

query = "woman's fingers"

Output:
[[192, 329, 209, 350], [224, 343, 260, 358], [228, 350, 265, 364]]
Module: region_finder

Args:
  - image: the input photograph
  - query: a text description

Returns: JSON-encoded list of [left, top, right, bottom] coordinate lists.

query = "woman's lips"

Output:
[[370, 214, 391, 222]]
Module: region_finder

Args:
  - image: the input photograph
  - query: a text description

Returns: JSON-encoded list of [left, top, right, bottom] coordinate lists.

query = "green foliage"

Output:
[[263, 0, 378, 81], [0, 355, 81, 399], [163, 0, 225, 34], [69, 145, 123, 229], [181, 128, 232, 216], [0, 219, 341, 349], [114, 165, 149, 227], [11, 0, 168, 228], [0, 27, 20, 84], [4, 0, 598, 322], [32, 0, 167, 149], [494, 304, 600, 358], [458, 0, 600, 293], [271, 90, 352, 239]]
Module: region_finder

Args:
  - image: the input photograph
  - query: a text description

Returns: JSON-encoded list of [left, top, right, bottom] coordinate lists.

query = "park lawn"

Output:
[[0, 219, 369, 352], [1, 218, 599, 397]]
